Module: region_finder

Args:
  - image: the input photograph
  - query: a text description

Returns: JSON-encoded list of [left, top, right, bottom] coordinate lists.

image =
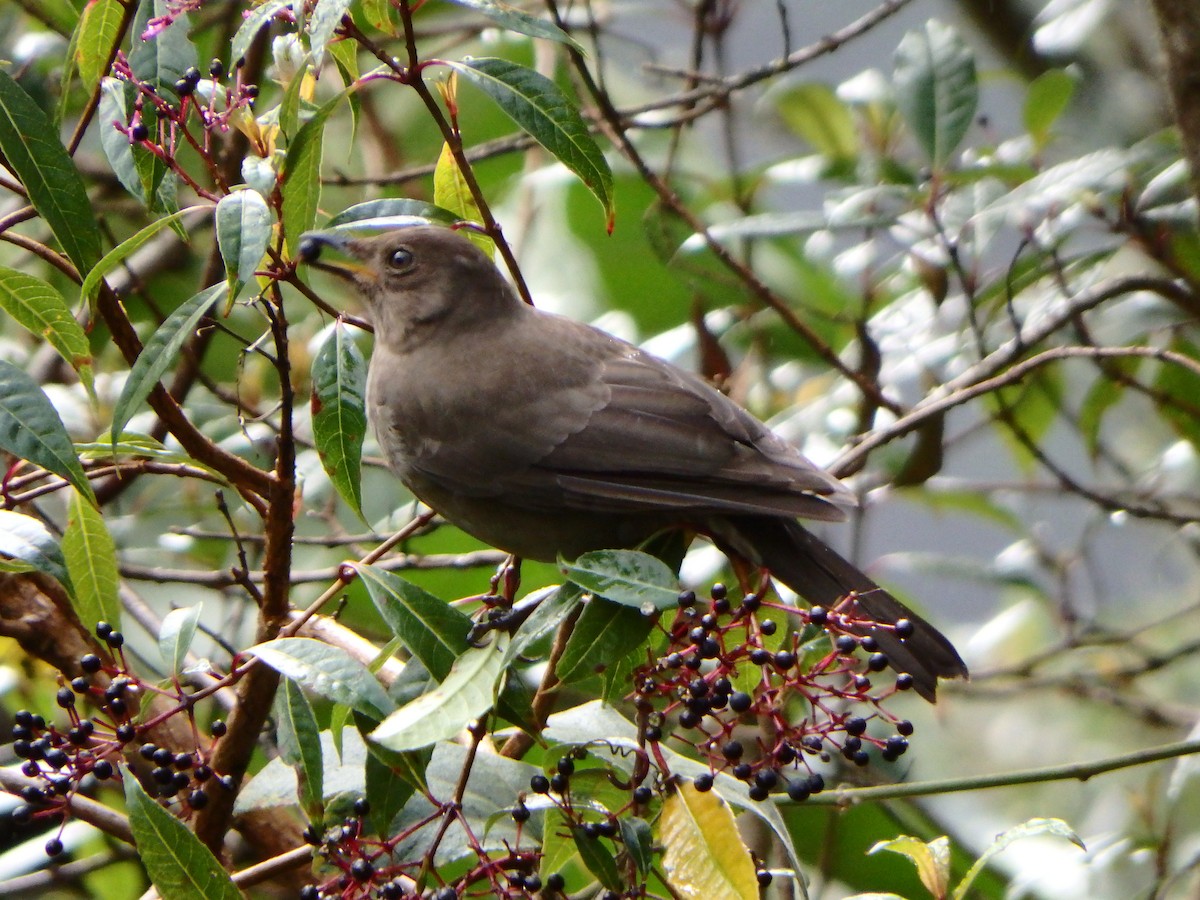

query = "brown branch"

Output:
[[1150, 0, 1200, 211]]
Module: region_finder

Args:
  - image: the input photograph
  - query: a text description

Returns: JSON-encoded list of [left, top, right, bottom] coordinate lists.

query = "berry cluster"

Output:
[[630, 583, 915, 799], [4, 623, 230, 857]]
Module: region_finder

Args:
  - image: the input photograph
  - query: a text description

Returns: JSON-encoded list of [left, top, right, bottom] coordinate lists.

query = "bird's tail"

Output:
[[716, 516, 968, 701]]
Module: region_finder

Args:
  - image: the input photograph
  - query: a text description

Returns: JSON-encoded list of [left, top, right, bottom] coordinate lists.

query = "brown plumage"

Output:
[[299, 224, 968, 700]]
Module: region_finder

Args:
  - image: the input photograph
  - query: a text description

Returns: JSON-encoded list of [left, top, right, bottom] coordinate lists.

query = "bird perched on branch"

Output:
[[299, 222, 967, 700]]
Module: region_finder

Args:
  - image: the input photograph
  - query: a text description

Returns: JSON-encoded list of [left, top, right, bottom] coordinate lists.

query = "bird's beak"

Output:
[[297, 230, 376, 282]]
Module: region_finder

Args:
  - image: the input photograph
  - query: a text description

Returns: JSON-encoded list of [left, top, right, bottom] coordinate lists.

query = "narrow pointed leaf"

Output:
[[0, 267, 93, 397], [248, 637, 393, 719], [110, 283, 223, 442], [0, 510, 71, 588], [76, 0, 125, 91], [572, 824, 622, 890], [327, 198, 461, 228], [893, 19, 977, 167], [370, 635, 508, 752], [158, 604, 202, 678], [658, 782, 758, 900], [233, 0, 293, 67], [81, 205, 204, 305], [560, 549, 679, 612], [124, 773, 242, 900], [276, 677, 325, 821], [282, 94, 343, 256], [448, 58, 613, 227], [311, 322, 367, 518], [444, 0, 582, 50], [352, 563, 472, 681], [0, 360, 95, 505], [952, 818, 1083, 900], [0, 70, 101, 272], [869, 835, 950, 899], [62, 488, 120, 631]]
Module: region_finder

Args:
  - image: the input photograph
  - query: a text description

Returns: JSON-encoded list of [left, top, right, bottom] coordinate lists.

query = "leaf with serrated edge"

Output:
[[311, 322, 367, 518], [448, 58, 613, 227], [352, 563, 471, 681], [370, 635, 508, 752], [0, 70, 101, 272], [0, 510, 71, 588], [560, 549, 679, 611], [62, 489, 120, 632], [556, 596, 655, 683], [0, 267, 93, 397], [276, 678, 324, 820], [0, 360, 95, 505], [659, 782, 758, 900], [123, 773, 242, 900], [249, 637, 393, 719], [158, 604, 202, 678], [110, 283, 223, 442], [216, 190, 272, 301]]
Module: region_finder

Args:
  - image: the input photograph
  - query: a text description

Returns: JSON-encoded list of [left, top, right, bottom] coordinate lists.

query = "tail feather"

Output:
[[716, 516, 968, 701]]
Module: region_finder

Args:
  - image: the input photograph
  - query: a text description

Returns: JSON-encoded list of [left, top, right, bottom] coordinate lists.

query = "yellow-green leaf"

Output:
[[658, 782, 758, 900], [869, 834, 950, 899], [432, 142, 492, 257], [62, 487, 120, 633]]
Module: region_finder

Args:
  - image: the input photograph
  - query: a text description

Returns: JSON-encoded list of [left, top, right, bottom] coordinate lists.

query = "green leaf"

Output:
[[1024, 68, 1076, 147], [952, 817, 1083, 900], [76, 0, 125, 91], [248, 637, 393, 720], [110, 283, 223, 443], [216, 189, 272, 303], [560, 549, 679, 612], [352, 563, 472, 681], [770, 82, 859, 161], [556, 596, 655, 683], [81, 205, 203, 306], [0, 267, 94, 398], [618, 816, 655, 875], [233, 0, 293, 66], [129, 0, 199, 100], [311, 322, 368, 519], [62, 489, 121, 632], [432, 142, 493, 256], [281, 94, 343, 257], [369, 634, 508, 752], [869, 834, 950, 899], [358, 0, 397, 35], [659, 782, 759, 900], [572, 824, 623, 890], [447, 58, 613, 228], [443, 0, 582, 51], [893, 19, 977, 168], [0, 510, 70, 589], [0, 70, 102, 273], [0, 360, 95, 505], [364, 751, 416, 836], [309, 0, 353, 66], [276, 677, 325, 821], [326, 198, 462, 228], [158, 604, 202, 678], [123, 772, 242, 900]]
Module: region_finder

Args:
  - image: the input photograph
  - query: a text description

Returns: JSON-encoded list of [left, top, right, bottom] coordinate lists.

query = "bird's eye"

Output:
[[388, 247, 414, 269]]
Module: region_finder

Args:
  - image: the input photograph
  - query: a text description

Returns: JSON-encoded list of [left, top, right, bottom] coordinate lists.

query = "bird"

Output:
[[298, 223, 967, 700]]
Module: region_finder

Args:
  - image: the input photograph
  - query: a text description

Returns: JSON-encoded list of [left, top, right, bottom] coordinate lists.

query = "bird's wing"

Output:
[[391, 312, 851, 522]]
